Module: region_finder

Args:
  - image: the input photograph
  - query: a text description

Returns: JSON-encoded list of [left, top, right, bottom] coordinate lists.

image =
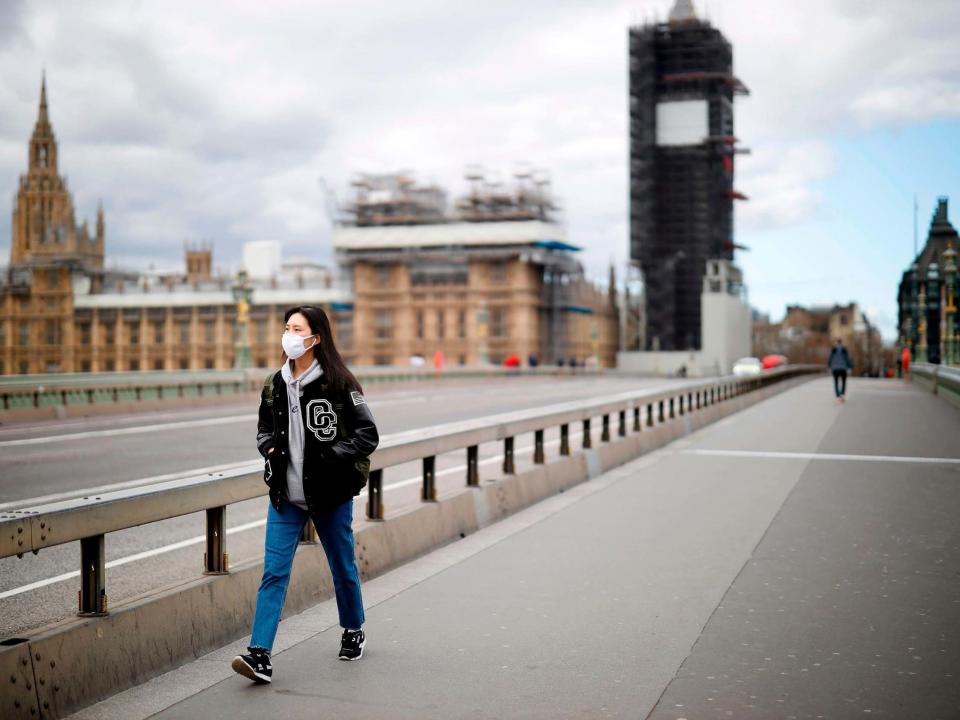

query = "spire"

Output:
[[933, 197, 948, 225], [37, 71, 50, 128], [669, 0, 698, 23], [29, 72, 57, 172]]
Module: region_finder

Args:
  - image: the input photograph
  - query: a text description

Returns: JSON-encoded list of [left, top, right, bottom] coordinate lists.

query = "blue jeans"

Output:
[[250, 498, 364, 652], [832, 370, 847, 397]]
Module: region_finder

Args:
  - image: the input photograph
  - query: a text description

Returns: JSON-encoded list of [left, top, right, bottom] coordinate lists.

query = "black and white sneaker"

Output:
[[231, 647, 272, 683], [339, 629, 365, 661]]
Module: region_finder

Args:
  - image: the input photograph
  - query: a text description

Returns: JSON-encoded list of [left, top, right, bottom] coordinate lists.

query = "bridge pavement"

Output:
[[68, 377, 960, 720]]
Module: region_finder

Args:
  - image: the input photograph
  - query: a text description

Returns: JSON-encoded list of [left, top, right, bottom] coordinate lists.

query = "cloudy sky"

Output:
[[1, 0, 958, 340]]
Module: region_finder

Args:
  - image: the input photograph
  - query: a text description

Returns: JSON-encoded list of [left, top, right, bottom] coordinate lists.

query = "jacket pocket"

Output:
[[351, 457, 370, 494]]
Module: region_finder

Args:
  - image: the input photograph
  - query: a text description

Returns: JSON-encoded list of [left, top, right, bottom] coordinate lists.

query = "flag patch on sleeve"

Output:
[[350, 391, 366, 406]]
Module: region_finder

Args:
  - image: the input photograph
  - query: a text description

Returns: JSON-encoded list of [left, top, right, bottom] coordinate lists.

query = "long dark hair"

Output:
[[283, 305, 363, 395]]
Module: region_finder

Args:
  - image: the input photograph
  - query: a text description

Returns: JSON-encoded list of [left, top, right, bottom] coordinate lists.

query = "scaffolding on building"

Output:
[[455, 166, 558, 223], [344, 172, 448, 226], [628, 0, 749, 352]]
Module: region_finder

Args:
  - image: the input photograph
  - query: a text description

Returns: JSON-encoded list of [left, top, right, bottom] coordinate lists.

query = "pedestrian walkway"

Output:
[[70, 377, 960, 720]]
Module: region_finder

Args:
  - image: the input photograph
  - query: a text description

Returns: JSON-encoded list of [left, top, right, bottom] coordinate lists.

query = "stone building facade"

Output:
[[335, 173, 620, 368], [1, 86, 618, 376], [0, 80, 347, 375], [752, 302, 885, 376]]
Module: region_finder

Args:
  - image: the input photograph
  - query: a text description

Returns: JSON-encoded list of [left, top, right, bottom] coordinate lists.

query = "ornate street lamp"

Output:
[[476, 301, 489, 366], [943, 243, 958, 366], [926, 261, 941, 365], [231, 270, 253, 369], [917, 268, 929, 363], [909, 262, 920, 358]]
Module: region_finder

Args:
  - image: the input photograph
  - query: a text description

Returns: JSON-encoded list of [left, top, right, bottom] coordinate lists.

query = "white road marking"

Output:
[[0, 519, 267, 600], [0, 376, 663, 446], [0, 433, 588, 600], [0, 394, 435, 439], [0, 460, 261, 511], [0, 415, 259, 448], [684, 449, 960, 464]]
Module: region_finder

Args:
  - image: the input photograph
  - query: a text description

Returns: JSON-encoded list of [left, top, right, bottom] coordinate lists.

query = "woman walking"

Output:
[[232, 305, 379, 684]]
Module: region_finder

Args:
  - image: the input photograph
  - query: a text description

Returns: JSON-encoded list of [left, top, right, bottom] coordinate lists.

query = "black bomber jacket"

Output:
[[256, 370, 379, 512]]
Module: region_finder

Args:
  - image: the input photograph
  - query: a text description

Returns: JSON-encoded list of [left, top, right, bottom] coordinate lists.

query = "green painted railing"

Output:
[[910, 363, 960, 410]]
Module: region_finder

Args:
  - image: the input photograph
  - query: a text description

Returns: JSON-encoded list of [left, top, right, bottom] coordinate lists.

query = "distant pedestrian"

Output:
[[232, 305, 379, 685], [828, 338, 854, 402], [901, 346, 911, 380]]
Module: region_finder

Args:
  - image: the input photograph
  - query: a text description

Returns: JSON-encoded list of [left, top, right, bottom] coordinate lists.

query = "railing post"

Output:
[[678, 395, 685, 416], [601, 414, 611, 442], [560, 423, 570, 455], [78, 534, 107, 616], [582, 418, 592, 448], [633, 406, 641, 432], [422, 455, 437, 501], [367, 468, 384, 520], [647, 403, 654, 427], [688, 392, 693, 411], [696, 391, 701, 409], [618, 410, 626, 437], [658, 400, 665, 423], [534, 429, 545, 464], [503, 437, 515, 474], [668, 398, 675, 419], [466, 445, 479, 486], [203, 506, 229, 573]]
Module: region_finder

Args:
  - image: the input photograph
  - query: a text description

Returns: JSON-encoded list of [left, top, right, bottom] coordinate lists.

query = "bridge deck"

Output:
[[70, 377, 960, 720]]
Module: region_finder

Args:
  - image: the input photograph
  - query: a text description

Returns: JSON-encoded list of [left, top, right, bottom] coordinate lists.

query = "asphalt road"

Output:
[[0, 374, 687, 638]]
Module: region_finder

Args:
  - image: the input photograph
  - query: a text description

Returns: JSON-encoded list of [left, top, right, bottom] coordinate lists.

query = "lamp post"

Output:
[[477, 300, 489, 366], [231, 270, 253, 369], [943, 243, 958, 366], [917, 268, 928, 364], [909, 262, 920, 359], [926, 261, 941, 365]]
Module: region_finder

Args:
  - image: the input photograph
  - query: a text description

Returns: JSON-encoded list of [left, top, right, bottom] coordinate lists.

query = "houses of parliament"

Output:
[[0, 80, 621, 375]]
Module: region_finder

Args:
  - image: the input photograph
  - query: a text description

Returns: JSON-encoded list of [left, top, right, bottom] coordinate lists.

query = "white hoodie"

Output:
[[280, 359, 323, 509]]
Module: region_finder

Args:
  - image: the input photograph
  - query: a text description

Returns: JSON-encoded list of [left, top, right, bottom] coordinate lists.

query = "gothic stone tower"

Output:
[[10, 76, 104, 270], [1, 77, 107, 374]]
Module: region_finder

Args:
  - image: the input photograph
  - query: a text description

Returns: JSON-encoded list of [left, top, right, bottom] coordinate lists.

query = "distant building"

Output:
[[896, 197, 959, 366], [0, 79, 346, 375], [628, 0, 749, 352], [334, 170, 620, 367], [753, 303, 884, 376]]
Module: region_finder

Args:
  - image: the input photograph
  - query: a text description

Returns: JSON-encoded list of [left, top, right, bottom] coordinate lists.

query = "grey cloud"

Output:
[[0, 0, 25, 49], [0, 0, 958, 312]]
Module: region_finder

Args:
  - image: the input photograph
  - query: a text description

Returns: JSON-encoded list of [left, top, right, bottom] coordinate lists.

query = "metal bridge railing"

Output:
[[910, 362, 960, 403], [0, 365, 600, 412], [0, 365, 820, 616]]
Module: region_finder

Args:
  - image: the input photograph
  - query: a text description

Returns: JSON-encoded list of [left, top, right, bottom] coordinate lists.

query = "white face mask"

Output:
[[282, 332, 316, 360]]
